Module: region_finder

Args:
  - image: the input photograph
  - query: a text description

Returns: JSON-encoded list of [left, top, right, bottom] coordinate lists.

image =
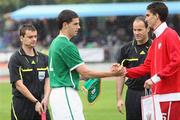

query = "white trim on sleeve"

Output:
[[69, 62, 84, 88], [70, 62, 84, 71], [151, 74, 161, 84]]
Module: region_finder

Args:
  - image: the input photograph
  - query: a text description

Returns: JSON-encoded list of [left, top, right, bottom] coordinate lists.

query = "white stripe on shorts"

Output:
[[50, 87, 85, 120]]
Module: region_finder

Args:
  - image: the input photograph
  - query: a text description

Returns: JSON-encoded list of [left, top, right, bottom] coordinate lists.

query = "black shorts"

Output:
[[125, 88, 145, 120], [11, 97, 51, 120]]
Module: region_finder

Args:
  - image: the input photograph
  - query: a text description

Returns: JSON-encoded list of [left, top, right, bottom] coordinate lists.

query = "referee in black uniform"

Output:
[[8, 24, 51, 120], [116, 16, 152, 120]]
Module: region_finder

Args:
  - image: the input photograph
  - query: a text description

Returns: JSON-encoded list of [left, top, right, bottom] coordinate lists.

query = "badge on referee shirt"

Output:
[[38, 71, 45, 81]]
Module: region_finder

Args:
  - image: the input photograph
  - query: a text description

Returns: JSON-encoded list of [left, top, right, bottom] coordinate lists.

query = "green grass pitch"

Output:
[[0, 80, 126, 120]]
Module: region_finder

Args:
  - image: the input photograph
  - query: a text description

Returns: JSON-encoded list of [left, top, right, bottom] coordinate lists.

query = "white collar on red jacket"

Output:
[[154, 22, 168, 38]]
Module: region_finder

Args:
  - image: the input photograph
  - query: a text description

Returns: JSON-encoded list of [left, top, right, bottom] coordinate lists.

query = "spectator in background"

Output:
[[2, 16, 19, 49], [105, 16, 118, 34], [172, 14, 180, 36]]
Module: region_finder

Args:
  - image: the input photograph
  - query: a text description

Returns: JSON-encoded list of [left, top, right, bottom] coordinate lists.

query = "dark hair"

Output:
[[147, 1, 168, 22], [19, 24, 37, 37], [57, 9, 79, 30], [134, 16, 148, 28]]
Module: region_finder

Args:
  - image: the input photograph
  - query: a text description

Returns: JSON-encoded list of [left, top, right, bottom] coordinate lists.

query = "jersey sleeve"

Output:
[[117, 47, 126, 63], [116, 45, 129, 67], [61, 45, 84, 71], [8, 54, 21, 84], [158, 31, 180, 79], [126, 45, 152, 78], [44, 55, 49, 78]]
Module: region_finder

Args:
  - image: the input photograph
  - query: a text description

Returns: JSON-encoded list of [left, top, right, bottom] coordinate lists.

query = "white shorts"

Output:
[[50, 87, 85, 120]]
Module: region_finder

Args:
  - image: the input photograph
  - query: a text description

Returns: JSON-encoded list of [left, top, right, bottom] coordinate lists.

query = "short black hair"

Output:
[[57, 9, 79, 30], [19, 24, 37, 37], [134, 16, 148, 28], [147, 1, 168, 22]]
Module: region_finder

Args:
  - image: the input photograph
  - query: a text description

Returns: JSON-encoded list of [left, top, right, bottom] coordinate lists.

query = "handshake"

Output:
[[110, 63, 126, 77], [110, 63, 154, 89]]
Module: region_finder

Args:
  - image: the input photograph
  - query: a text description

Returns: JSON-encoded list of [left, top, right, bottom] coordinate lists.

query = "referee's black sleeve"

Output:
[[8, 53, 21, 84], [116, 46, 126, 63]]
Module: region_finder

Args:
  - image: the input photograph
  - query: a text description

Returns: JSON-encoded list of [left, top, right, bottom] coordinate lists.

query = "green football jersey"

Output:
[[48, 35, 84, 90]]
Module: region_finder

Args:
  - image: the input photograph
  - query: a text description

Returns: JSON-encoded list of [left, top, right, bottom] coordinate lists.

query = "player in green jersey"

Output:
[[48, 10, 123, 120]]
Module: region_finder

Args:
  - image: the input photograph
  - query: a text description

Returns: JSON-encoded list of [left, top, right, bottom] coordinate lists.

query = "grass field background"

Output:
[[0, 80, 127, 120]]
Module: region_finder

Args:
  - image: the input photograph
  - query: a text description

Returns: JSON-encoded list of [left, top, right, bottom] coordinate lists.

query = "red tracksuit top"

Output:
[[127, 27, 180, 94]]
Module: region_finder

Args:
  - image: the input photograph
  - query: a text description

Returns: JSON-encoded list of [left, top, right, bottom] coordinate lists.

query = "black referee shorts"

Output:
[[11, 97, 51, 120], [125, 88, 145, 120]]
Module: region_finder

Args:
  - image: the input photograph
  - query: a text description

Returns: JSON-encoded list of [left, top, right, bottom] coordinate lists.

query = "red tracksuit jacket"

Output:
[[127, 27, 180, 94]]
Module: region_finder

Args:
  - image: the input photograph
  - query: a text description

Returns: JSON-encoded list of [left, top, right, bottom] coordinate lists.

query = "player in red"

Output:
[[117, 1, 180, 119]]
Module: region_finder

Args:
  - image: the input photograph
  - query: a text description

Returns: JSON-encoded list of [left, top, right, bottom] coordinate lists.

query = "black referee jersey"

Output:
[[117, 39, 152, 90], [8, 48, 49, 100], [8, 48, 51, 120]]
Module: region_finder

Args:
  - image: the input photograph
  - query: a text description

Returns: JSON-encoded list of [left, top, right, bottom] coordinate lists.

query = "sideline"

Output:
[[0, 62, 9, 83], [0, 76, 9, 83]]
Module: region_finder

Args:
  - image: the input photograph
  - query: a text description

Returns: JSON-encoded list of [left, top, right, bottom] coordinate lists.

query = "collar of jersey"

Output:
[[153, 22, 168, 38], [58, 34, 69, 40], [19, 48, 38, 56], [132, 39, 151, 46]]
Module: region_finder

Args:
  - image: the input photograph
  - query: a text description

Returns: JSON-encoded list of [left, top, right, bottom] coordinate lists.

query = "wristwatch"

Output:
[[34, 100, 39, 105]]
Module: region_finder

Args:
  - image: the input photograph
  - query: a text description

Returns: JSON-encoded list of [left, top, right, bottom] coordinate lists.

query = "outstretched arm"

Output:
[[76, 64, 124, 79]]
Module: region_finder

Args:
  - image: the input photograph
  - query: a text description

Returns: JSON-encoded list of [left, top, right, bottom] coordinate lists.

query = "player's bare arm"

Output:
[[76, 64, 123, 79], [15, 80, 43, 114]]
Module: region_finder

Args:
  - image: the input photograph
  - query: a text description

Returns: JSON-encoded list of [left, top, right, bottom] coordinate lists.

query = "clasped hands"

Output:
[[35, 97, 49, 115], [111, 63, 153, 89], [110, 63, 126, 76]]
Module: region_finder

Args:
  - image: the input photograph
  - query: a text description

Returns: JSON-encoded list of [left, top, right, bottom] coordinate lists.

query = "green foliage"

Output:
[[0, 0, 22, 13]]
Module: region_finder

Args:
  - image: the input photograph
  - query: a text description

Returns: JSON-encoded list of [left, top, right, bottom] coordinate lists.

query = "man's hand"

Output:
[[144, 79, 153, 89], [35, 101, 43, 115], [111, 63, 120, 72], [117, 98, 124, 114], [80, 76, 89, 81], [41, 97, 49, 112], [111, 63, 126, 76]]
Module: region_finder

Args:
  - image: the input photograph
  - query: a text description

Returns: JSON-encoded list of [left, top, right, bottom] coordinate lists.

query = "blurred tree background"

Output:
[[0, 0, 170, 15]]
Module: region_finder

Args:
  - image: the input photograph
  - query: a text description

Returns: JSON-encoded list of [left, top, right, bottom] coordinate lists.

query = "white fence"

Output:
[[0, 48, 114, 77]]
